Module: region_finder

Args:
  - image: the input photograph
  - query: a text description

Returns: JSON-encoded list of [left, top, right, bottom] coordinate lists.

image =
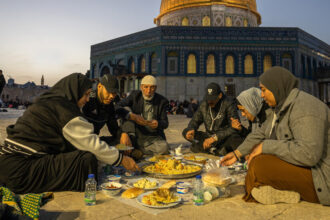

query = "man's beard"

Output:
[[143, 94, 154, 101]]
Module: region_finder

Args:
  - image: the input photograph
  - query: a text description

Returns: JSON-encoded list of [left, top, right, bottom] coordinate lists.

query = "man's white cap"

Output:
[[141, 75, 157, 86]]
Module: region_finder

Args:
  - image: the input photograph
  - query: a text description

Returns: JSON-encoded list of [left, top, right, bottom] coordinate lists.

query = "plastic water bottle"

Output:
[[193, 175, 204, 206], [84, 174, 97, 206]]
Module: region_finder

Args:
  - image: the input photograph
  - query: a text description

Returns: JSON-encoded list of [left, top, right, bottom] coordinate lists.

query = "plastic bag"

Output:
[[202, 167, 231, 186]]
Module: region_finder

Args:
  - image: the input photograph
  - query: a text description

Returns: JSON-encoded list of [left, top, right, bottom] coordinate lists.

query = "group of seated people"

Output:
[[0, 66, 328, 206]]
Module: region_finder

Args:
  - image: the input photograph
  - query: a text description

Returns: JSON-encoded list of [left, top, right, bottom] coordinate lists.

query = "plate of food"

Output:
[[136, 188, 182, 208], [127, 178, 159, 190], [115, 144, 134, 151], [100, 182, 122, 196], [183, 155, 208, 164], [146, 155, 173, 162], [143, 159, 202, 179]]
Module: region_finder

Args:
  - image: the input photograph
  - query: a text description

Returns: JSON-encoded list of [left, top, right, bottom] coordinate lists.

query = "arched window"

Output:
[[243, 19, 248, 27], [206, 54, 215, 74], [182, 17, 189, 26], [225, 17, 232, 27], [100, 66, 110, 76], [282, 53, 293, 73], [244, 54, 253, 74], [225, 55, 235, 74], [140, 56, 146, 73], [129, 58, 135, 73], [263, 55, 272, 73], [202, 16, 210, 26], [151, 53, 157, 74], [167, 51, 178, 74], [187, 54, 197, 74]]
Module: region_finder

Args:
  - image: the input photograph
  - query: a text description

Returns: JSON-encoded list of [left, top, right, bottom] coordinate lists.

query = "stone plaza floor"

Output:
[[0, 110, 329, 220]]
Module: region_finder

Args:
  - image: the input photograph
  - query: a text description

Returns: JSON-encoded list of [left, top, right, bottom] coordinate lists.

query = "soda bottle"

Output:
[[193, 175, 204, 206], [84, 174, 97, 206]]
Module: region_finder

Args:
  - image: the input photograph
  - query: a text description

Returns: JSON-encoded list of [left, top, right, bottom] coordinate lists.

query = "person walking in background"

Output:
[[117, 75, 169, 156], [221, 66, 330, 206], [0, 70, 5, 97], [0, 73, 139, 194], [182, 82, 243, 156]]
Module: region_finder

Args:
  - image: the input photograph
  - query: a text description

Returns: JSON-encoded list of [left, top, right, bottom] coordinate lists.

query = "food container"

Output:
[[106, 175, 121, 182], [203, 185, 230, 202], [176, 182, 191, 194], [101, 182, 122, 196], [203, 186, 219, 202]]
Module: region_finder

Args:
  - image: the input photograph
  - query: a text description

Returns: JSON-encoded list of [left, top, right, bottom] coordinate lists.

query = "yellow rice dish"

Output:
[[133, 178, 157, 189], [142, 189, 178, 206], [144, 159, 201, 175]]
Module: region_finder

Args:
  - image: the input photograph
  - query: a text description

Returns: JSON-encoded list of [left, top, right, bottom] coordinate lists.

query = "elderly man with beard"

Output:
[[182, 82, 243, 156], [117, 75, 169, 157]]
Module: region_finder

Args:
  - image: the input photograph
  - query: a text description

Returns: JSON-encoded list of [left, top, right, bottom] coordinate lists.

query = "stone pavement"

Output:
[[0, 110, 329, 220]]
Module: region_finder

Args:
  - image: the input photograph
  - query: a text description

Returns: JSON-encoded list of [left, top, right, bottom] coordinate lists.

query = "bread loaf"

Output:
[[160, 180, 176, 189], [121, 187, 144, 199]]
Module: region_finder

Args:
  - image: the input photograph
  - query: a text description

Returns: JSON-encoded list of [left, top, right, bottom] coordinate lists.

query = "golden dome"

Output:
[[155, 0, 261, 25]]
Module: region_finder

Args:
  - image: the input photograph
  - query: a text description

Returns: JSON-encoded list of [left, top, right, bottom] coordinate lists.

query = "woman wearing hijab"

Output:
[[0, 73, 138, 194], [231, 87, 269, 137], [221, 66, 330, 206]]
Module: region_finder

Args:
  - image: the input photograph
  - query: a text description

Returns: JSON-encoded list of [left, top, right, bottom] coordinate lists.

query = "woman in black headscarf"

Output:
[[221, 66, 330, 206], [0, 73, 138, 193]]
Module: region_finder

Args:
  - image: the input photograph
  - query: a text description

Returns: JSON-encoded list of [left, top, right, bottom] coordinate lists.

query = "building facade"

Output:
[[1, 78, 49, 104], [90, 0, 330, 101]]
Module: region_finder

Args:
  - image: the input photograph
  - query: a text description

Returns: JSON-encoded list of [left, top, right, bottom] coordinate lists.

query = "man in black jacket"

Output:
[[82, 74, 144, 146], [182, 83, 243, 156], [117, 75, 169, 156]]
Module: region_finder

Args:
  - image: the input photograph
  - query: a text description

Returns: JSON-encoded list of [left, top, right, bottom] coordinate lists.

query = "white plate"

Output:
[[136, 191, 182, 209], [127, 178, 159, 190]]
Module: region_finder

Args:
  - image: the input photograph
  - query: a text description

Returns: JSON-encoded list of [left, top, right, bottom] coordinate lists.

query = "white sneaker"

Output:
[[251, 185, 300, 205]]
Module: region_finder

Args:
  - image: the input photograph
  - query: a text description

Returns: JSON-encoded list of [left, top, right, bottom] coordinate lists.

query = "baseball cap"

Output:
[[205, 83, 222, 101], [99, 74, 119, 93]]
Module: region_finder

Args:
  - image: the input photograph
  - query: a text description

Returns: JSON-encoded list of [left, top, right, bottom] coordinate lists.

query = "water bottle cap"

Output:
[[88, 174, 95, 178], [196, 175, 202, 179]]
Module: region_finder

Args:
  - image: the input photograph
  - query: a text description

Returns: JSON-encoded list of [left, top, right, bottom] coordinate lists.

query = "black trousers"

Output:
[[189, 131, 243, 156], [0, 150, 97, 194]]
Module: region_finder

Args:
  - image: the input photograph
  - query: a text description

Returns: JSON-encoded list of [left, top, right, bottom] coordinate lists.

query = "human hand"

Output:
[[120, 133, 132, 147], [147, 120, 158, 129], [230, 117, 242, 131], [186, 130, 195, 141], [130, 113, 148, 126], [247, 143, 263, 165], [120, 155, 140, 171], [220, 152, 237, 166], [203, 137, 216, 150]]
